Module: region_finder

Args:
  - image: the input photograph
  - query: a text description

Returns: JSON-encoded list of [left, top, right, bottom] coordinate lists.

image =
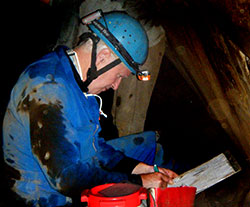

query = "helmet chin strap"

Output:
[[78, 32, 121, 92]]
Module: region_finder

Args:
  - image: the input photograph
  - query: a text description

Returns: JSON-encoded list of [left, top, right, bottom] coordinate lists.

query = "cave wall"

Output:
[[161, 0, 250, 161]]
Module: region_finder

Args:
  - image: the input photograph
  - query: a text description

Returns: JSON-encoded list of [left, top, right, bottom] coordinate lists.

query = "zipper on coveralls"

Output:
[[83, 93, 104, 152]]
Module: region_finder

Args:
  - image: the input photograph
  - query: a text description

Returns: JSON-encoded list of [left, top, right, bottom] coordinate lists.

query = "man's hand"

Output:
[[157, 167, 178, 181], [132, 162, 154, 174], [140, 172, 171, 189], [132, 162, 178, 189]]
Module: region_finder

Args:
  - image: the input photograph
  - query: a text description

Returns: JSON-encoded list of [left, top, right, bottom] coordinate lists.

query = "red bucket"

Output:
[[81, 183, 147, 207], [149, 187, 196, 207]]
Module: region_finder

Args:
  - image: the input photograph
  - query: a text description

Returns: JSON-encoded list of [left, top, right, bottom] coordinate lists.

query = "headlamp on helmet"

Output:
[[81, 10, 102, 25], [137, 70, 151, 81]]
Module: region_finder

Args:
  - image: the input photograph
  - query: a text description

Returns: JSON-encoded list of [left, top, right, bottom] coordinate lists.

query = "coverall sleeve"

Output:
[[26, 80, 140, 196]]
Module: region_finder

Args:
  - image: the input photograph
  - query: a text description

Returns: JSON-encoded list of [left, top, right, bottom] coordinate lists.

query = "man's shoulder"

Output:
[[25, 51, 59, 78], [19, 48, 71, 86]]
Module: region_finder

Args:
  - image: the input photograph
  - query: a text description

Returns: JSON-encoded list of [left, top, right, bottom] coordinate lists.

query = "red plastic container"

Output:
[[81, 183, 147, 207], [149, 187, 196, 207]]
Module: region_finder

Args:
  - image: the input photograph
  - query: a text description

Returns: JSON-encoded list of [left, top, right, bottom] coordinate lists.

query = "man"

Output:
[[2, 10, 177, 207]]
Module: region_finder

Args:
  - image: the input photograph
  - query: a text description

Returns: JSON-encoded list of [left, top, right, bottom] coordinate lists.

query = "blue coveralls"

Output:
[[2, 47, 161, 207]]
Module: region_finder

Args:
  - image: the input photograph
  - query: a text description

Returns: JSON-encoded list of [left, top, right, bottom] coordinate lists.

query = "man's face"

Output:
[[87, 63, 131, 94]]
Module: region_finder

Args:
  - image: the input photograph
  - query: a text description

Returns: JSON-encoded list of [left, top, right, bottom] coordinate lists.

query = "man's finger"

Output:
[[160, 173, 174, 185], [166, 169, 178, 179], [159, 168, 178, 179]]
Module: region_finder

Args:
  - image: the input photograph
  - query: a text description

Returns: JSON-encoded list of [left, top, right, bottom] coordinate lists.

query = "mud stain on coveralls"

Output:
[[17, 86, 79, 194], [133, 137, 144, 145]]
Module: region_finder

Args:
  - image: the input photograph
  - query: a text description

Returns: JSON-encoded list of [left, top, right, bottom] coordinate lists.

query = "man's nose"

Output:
[[111, 77, 122, 90]]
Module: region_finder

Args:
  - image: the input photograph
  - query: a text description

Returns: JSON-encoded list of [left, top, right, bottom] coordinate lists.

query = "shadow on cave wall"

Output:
[[144, 55, 237, 174]]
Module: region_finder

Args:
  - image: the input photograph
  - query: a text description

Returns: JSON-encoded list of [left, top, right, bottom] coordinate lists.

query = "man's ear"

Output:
[[96, 48, 112, 66]]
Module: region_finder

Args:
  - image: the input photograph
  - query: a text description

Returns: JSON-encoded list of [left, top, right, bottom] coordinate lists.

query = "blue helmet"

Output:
[[83, 10, 149, 75], [79, 10, 150, 90]]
